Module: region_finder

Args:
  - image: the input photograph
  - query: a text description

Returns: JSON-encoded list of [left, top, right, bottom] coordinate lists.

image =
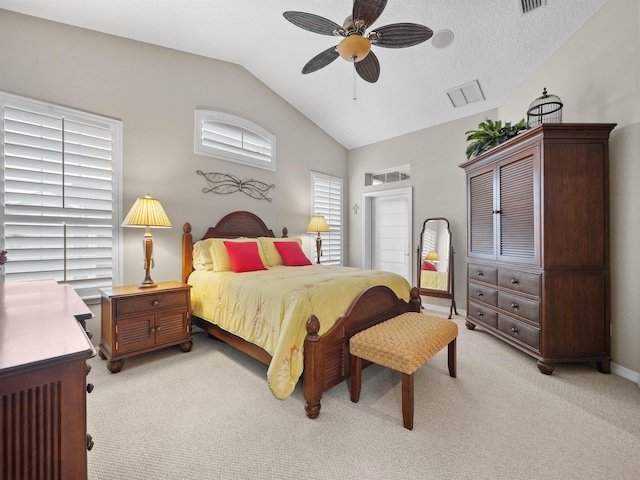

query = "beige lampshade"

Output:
[[425, 250, 439, 262], [306, 215, 330, 233], [122, 195, 172, 227]]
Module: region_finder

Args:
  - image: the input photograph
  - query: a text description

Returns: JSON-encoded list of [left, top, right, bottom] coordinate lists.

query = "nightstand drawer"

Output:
[[115, 290, 189, 317]]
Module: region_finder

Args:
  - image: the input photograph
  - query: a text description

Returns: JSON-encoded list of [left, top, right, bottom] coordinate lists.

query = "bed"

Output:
[[420, 270, 449, 290], [181, 211, 421, 418]]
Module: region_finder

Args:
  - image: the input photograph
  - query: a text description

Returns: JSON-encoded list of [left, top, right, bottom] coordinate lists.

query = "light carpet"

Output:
[[86, 312, 640, 480]]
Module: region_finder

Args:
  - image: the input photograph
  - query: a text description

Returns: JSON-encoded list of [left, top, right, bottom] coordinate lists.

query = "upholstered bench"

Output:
[[349, 312, 458, 430]]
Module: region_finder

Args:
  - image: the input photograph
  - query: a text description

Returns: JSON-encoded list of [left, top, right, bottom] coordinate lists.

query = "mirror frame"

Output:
[[417, 217, 458, 318]]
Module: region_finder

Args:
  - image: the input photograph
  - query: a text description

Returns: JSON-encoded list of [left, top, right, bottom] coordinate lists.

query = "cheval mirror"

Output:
[[417, 217, 458, 319]]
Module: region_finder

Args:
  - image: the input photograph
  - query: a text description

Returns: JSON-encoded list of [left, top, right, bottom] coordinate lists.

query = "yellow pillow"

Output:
[[192, 239, 214, 271], [208, 238, 267, 272], [258, 237, 303, 266]]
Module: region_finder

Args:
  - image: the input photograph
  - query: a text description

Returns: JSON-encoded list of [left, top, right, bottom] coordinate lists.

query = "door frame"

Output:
[[362, 187, 412, 280]]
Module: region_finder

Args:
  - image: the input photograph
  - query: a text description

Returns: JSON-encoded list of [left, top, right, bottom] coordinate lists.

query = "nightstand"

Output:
[[98, 281, 192, 373]]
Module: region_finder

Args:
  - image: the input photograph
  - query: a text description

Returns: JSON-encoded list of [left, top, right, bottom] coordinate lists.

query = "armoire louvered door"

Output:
[[460, 124, 615, 375]]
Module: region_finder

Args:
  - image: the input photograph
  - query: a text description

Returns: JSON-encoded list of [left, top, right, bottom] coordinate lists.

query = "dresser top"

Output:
[[0, 280, 96, 375]]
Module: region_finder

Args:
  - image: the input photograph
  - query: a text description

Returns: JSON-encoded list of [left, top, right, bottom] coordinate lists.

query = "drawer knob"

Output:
[[511, 303, 518, 309], [87, 383, 94, 394], [477, 271, 484, 276], [492, 209, 502, 214], [152, 300, 160, 306], [150, 327, 157, 333], [86, 433, 94, 451], [477, 291, 484, 297], [156, 326, 162, 332], [478, 311, 484, 317], [511, 327, 519, 334], [511, 279, 519, 285]]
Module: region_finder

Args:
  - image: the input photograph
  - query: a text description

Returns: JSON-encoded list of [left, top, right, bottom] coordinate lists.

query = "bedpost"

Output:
[[182, 222, 193, 285], [282, 227, 288, 238], [409, 287, 422, 313], [304, 314, 323, 419]]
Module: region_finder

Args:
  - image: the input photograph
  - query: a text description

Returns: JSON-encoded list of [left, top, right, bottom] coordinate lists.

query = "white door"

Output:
[[363, 187, 412, 282]]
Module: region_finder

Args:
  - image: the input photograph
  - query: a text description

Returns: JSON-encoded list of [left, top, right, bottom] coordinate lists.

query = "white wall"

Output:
[[499, 0, 640, 378], [350, 0, 640, 377], [0, 10, 348, 339]]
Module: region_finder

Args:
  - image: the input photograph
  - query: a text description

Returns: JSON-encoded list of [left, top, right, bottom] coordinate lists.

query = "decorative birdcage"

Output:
[[527, 88, 563, 127]]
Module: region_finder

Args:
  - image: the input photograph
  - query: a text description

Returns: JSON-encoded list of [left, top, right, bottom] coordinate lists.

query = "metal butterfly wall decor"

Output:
[[196, 171, 275, 202]]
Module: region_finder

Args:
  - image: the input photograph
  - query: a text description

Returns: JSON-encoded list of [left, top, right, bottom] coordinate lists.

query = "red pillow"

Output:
[[274, 241, 312, 266], [421, 260, 437, 271], [223, 241, 267, 273]]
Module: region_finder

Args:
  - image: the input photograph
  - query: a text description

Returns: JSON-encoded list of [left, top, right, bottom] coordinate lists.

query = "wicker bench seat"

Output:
[[349, 312, 458, 430]]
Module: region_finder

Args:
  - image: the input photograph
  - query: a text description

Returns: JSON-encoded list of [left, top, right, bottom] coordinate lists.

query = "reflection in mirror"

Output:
[[417, 218, 458, 318]]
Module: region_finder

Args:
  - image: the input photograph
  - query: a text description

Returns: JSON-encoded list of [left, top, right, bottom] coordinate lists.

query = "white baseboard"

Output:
[[611, 362, 640, 387]]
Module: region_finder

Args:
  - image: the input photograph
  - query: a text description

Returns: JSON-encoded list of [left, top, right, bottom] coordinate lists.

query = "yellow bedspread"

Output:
[[188, 265, 411, 399], [420, 270, 448, 290]]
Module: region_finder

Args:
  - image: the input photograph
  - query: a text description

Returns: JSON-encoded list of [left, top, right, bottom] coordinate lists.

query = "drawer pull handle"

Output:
[[477, 271, 484, 276], [477, 292, 484, 297], [86, 433, 94, 451], [478, 311, 484, 317], [86, 363, 92, 375], [511, 327, 519, 334], [152, 300, 160, 306], [511, 303, 518, 309], [87, 383, 94, 394], [511, 279, 519, 285], [492, 209, 502, 214]]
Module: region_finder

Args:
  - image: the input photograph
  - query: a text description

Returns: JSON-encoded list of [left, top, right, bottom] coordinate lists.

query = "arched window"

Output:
[[194, 110, 276, 171]]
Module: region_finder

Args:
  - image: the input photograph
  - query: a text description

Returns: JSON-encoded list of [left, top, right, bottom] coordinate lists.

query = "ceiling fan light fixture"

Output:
[[337, 35, 371, 62]]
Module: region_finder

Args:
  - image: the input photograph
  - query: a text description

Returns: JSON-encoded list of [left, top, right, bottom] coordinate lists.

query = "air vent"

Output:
[[445, 80, 485, 108], [521, 0, 547, 14]]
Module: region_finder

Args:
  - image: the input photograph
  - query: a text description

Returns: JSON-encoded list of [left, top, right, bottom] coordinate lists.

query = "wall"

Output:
[[0, 10, 348, 339], [499, 0, 640, 378], [348, 109, 497, 311], [350, 0, 640, 378]]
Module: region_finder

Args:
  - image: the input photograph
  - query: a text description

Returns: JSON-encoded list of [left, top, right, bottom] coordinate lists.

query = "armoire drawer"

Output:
[[468, 283, 498, 306], [468, 264, 497, 285], [498, 269, 541, 297], [498, 292, 540, 324], [468, 301, 498, 328], [498, 315, 540, 351]]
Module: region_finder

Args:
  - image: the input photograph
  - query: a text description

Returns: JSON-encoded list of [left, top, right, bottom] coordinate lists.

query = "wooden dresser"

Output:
[[0, 279, 96, 480], [459, 123, 615, 374]]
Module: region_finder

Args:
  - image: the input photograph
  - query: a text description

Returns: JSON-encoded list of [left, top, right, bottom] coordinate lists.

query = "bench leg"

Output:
[[402, 373, 414, 430], [448, 338, 457, 378], [350, 355, 362, 403]]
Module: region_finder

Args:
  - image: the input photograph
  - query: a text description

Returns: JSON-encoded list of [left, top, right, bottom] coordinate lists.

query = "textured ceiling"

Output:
[[0, 0, 609, 149]]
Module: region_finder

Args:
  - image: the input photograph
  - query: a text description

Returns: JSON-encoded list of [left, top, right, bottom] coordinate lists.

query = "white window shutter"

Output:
[[311, 171, 343, 265], [1, 92, 122, 301]]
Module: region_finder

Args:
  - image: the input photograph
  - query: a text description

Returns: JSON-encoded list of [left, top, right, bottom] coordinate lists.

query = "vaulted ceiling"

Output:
[[0, 0, 610, 149]]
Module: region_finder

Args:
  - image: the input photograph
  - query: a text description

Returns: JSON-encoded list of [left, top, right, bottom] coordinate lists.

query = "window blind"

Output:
[[1, 93, 122, 301], [311, 172, 343, 265]]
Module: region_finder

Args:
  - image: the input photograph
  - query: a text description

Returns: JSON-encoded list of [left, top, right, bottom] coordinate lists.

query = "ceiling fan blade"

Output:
[[283, 11, 343, 36], [355, 50, 380, 83], [370, 23, 434, 48], [302, 46, 340, 74], [352, 0, 388, 30]]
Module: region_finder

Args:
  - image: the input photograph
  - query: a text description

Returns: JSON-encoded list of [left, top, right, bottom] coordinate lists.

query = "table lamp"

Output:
[[306, 214, 330, 264], [122, 194, 172, 288]]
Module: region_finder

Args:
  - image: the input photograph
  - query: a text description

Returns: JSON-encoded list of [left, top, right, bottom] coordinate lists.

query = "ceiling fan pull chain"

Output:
[[353, 61, 357, 100]]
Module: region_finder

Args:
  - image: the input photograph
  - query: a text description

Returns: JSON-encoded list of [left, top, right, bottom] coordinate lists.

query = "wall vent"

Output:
[[521, 0, 547, 14]]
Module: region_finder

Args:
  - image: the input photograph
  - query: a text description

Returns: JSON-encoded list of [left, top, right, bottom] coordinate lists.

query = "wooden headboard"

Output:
[[181, 211, 287, 284]]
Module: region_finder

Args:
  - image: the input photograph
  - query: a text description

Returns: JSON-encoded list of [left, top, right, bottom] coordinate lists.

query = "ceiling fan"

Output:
[[283, 0, 433, 84]]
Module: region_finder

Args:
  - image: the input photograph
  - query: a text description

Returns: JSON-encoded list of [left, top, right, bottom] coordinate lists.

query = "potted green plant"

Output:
[[465, 118, 528, 159]]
